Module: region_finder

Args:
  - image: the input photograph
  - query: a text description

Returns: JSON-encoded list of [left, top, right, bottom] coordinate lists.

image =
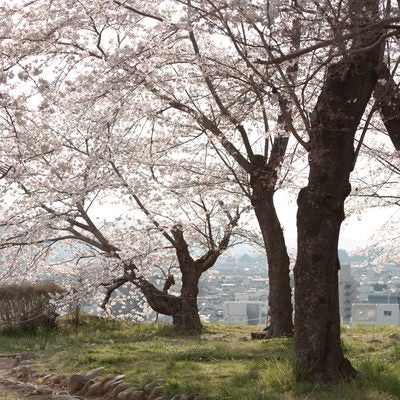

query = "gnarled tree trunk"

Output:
[[125, 220, 238, 334], [294, 0, 381, 381], [171, 264, 202, 333], [138, 270, 202, 333]]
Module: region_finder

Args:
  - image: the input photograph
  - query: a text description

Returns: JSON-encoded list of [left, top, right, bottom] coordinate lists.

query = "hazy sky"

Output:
[[275, 192, 399, 251]]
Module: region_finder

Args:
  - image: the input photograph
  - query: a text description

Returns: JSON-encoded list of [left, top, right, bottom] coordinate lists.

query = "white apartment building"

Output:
[[223, 301, 267, 326], [351, 303, 400, 326]]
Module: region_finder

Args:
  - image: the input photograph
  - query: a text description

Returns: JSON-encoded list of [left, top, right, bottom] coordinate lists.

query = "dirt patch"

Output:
[[0, 356, 52, 400], [0, 357, 14, 374]]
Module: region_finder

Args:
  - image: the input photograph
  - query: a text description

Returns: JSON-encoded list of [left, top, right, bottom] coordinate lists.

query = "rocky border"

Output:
[[1, 354, 204, 400]]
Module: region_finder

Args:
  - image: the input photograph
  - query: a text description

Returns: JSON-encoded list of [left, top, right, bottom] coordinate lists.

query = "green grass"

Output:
[[0, 316, 400, 400]]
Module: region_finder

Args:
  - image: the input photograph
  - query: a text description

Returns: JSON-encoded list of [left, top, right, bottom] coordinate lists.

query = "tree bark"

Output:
[[107, 210, 240, 334], [137, 271, 202, 333], [172, 263, 203, 333], [251, 165, 293, 336], [134, 221, 236, 333], [294, 3, 381, 380]]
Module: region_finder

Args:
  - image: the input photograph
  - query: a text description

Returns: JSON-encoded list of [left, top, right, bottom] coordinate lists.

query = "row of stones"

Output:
[[9, 355, 204, 400]]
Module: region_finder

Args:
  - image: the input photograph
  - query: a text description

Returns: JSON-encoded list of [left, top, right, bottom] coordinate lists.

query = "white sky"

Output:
[[274, 191, 399, 252]]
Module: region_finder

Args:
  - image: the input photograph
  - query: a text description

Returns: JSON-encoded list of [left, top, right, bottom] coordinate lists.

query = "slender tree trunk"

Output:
[[294, 4, 381, 379], [251, 155, 293, 337], [252, 189, 293, 336]]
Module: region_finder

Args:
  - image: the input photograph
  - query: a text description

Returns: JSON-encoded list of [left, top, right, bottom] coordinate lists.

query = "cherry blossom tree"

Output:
[[0, 86, 249, 332], [2, 0, 400, 381], [346, 41, 400, 265], [0, 0, 303, 337], [148, 0, 304, 338], [291, 0, 400, 381], [170, 0, 398, 380]]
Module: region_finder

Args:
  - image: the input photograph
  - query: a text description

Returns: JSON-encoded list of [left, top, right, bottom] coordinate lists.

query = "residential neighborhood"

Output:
[[193, 250, 400, 327]]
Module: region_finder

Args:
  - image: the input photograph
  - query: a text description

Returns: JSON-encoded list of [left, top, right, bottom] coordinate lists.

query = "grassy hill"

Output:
[[0, 316, 399, 400]]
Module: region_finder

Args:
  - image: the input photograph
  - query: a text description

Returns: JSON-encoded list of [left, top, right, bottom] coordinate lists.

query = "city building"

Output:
[[339, 264, 359, 323], [223, 301, 267, 326], [351, 303, 400, 326]]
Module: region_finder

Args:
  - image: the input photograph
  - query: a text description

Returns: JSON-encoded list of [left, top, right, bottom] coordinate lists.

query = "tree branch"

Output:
[[108, 160, 176, 245], [188, 29, 255, 161], [374, 62, 400, 150], [113, 0, 164, 22]]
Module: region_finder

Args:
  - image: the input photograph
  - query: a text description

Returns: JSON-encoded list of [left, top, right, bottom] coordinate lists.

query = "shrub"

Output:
[[0, 281, 64, 334]]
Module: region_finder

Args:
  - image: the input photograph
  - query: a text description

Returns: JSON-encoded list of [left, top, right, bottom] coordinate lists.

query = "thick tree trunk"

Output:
[[137, 279, 181, 316], [252, 187, 293, 337], [172, 268, 203, 333], [294, 17, 381, 380], [295, 185, 356, 381]]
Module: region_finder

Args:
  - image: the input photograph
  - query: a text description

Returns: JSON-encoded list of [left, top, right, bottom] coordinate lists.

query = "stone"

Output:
[[11, 355, 22, 368], [170, 396, 181, 400], [21, 352, 37, 360], [68, 373, 87, 394], [85, 366, 104, 380], [110, 382, 130, 397], [60, 377, 70, 388], [128, 390, 147, 400], [144, 379, 165, 393], [32, 371, 46, 380], [49, 374, 64, 385], [180, 394, 195, 400], [81, 378, 95, 394], [103, 374, 126, 391], [389, 332, 400, 340], [42, 372, 58, 384], [12, 382, 35, 393], [26, 382, 37, 390], [149, 386, 165, 400], [11, 365, 32, 380], [35, 385, 53, 395], [19, 359, 32, 366], [87, 380, 105, 396], [117, 387, 139, 400], [52, 395, 78, 400]]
